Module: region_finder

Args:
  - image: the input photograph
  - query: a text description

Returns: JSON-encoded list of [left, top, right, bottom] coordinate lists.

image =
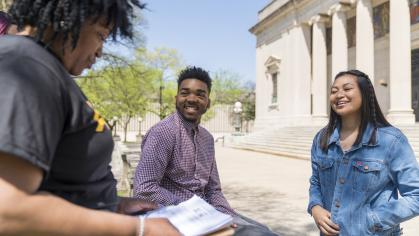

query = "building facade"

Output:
[[250, 0, 419, 130]]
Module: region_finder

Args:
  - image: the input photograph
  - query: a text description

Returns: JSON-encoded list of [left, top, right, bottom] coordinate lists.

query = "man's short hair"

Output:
[[177, 66, 212, 93]]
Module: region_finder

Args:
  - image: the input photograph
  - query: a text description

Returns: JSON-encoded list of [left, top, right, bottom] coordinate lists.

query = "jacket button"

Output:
[[364, 165, 369, 170], [343, 159, 349, 164], [339, 177, 345, 184], [335, 201, 340, 208]]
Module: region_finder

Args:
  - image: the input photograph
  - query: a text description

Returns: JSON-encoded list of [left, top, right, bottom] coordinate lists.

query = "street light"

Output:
[[111, 116, 119, 138], [233, 101, 242, 133]]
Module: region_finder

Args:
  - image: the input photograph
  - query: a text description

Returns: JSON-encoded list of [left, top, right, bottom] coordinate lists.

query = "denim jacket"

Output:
[[308, 123, 419, 235]]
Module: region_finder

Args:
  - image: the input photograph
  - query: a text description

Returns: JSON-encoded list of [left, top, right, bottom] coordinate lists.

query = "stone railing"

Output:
[[111, 139, 141, 196]]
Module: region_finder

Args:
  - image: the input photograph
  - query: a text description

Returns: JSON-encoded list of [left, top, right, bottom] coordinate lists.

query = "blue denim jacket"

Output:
[[308, 123, 419, 235]]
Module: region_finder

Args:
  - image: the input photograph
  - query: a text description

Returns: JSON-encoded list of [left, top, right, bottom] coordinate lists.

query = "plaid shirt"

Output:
[[133, 111, 236, 216]]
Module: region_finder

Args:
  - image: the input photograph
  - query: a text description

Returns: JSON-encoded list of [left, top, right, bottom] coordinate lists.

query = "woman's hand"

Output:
[[311, 205, 340, 236], [145, 218, 181, 236]]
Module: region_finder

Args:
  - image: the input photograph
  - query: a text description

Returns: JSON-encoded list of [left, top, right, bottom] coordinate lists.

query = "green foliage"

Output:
[[77, 53, 158, 141], [136, 47, 184, 119], [211, 70, 244, 105], [160, 80, 177, 119], [241, 91, 256, 121], [209, 69, 256, 122]]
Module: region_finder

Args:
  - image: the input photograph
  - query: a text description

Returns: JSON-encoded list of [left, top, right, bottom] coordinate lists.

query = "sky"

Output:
[[139, 0, 271, 83]]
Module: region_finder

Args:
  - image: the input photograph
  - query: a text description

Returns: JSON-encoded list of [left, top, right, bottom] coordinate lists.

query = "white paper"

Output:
[[145, 195, 233, 236]]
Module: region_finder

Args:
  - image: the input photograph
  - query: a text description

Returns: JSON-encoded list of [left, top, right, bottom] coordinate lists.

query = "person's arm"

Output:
[[0, 152, 180, 236], [367, 133, 419, 232], [133, 127, 182, 206], [307, 133, 324, 214], [204, 142, 235, 216]]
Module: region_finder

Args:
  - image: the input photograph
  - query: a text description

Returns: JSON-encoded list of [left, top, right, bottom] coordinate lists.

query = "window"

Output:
[[271, 72, 278, 104], [264, 56, 281, 110]]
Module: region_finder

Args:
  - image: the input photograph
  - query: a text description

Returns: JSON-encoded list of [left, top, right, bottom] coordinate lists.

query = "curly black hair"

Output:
[[177, 66, 212, 93], [8, 0, 145, 48]]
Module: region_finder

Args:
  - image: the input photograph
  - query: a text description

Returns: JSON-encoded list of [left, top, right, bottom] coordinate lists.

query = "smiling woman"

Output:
[[308, 70, 419, 236], [0, 0, 180, 235]]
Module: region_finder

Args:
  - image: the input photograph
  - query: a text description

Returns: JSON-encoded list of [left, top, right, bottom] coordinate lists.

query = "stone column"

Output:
[[291, 23, 312, 118], [356, 0, 374, 83], [310, 14, 329, 124], [329, 3, 351, 80], [387, 0, 415, 124]]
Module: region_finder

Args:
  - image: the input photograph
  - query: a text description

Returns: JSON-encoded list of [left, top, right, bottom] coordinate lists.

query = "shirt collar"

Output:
[[175, 110, 199, 134]]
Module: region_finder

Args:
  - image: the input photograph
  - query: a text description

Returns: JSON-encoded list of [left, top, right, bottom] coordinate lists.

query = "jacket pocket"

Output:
[[352, 160, 384, 192], [316, 158, 336, 195]]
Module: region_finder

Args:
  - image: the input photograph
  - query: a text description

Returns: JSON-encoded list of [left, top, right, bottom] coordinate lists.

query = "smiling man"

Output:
[[134, 66, 278, 236], [133, 66, 230, 212]]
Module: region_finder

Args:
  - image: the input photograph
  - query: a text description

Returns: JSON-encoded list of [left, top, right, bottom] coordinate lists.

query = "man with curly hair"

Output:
[[0, 1, 179, 235]]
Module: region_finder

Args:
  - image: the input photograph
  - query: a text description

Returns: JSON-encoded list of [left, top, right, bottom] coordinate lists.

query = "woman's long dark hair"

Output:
[[8, 0, 145, 48], [319, 70, 391, 151]]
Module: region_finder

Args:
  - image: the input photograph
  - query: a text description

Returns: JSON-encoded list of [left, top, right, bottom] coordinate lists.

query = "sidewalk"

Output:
[[215, 144, 419, 236]]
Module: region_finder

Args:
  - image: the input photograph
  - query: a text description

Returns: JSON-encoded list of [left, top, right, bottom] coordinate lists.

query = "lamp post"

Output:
[[233, 101, 242, 134], [111, 116, 119, 139]]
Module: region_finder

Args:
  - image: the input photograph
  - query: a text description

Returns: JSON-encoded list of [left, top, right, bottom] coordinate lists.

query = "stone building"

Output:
[[250, 0, 419, 130]]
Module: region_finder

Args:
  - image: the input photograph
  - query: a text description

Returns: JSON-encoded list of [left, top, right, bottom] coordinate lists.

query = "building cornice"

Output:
[[249, 0, 354, 36], [249, 0, 296, 35]]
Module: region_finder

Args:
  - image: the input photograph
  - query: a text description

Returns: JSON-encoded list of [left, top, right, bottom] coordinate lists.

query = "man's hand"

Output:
[[311, 205, 340, 236], [117, 197, 158, 215]]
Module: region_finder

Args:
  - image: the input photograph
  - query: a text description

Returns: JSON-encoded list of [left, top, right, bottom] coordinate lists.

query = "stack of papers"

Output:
[[145, 195, 233, 236]]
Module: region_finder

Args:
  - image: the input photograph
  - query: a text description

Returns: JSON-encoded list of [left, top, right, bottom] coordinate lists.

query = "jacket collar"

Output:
[[328, 122, 378, 148]]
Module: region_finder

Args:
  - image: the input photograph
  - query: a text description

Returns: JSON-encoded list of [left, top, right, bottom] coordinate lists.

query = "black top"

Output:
[[0, 35, 117, 211]]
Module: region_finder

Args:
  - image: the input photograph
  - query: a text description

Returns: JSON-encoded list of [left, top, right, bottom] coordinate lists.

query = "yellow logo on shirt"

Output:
[[86, 101, 107, 132], [93, 111, 106, 132]]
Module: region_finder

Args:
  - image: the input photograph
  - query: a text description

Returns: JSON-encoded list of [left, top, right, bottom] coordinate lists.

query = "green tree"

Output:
[[136, 47, 183, 119], [209, 69, 256, 127], [211, 70, 245, 105], [77, 54, 157, 142]]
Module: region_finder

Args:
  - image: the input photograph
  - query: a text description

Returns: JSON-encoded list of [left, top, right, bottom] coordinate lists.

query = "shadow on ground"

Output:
[[223, 184, 318, 236]]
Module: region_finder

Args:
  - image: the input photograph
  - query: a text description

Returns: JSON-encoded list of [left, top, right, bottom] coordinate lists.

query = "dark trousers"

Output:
[[233, 213, 280, 236]]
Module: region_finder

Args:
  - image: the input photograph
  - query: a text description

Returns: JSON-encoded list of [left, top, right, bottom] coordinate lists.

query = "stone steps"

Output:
[[228, 125, 419, 160]]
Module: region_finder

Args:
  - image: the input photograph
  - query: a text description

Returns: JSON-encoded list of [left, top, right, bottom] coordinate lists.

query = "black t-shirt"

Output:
[[0, 36, 118, 211]]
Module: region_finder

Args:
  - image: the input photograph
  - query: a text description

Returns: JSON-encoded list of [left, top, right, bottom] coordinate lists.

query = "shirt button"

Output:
[[335, 201, 341, 208], [339, 177, 345, 184]]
